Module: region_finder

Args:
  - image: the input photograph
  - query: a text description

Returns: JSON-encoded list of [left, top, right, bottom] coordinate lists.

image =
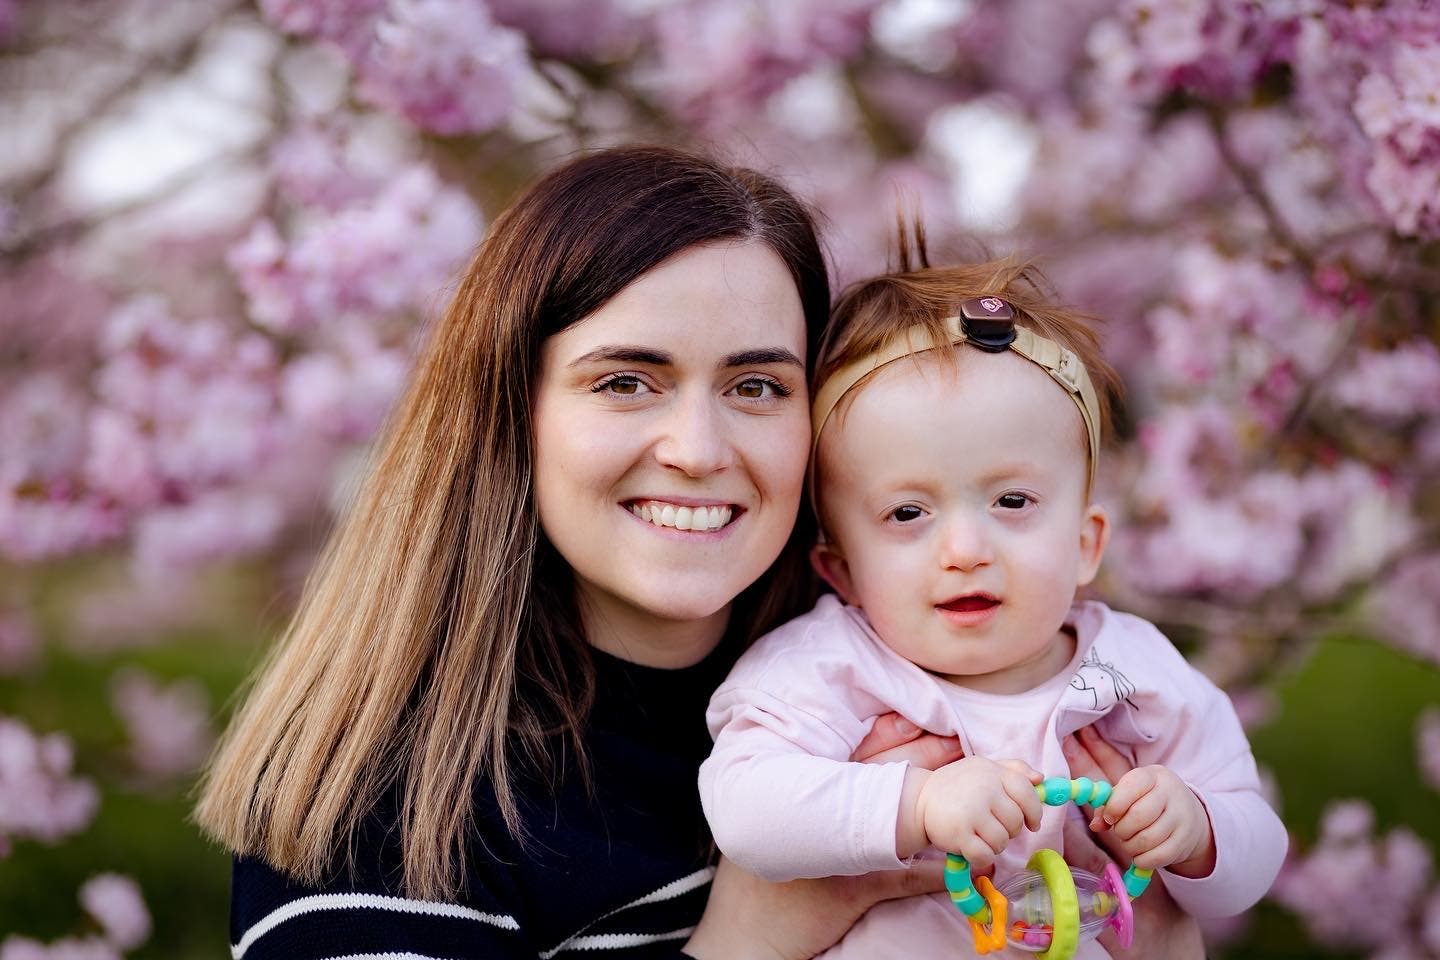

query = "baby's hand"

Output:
[[1090, 765, 1216, 876], [916, 757, 1043, 873]]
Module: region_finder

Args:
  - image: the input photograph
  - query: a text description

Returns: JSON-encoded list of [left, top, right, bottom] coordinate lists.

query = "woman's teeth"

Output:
[[629, 501, 733, 532]]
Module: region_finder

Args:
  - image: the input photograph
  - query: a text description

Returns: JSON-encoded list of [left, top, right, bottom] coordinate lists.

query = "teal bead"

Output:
[[944, 854, 972, 893], [950, 887, 987, 916], [1043, 777, 1072, 805], [1123, 865, 1153, 899]]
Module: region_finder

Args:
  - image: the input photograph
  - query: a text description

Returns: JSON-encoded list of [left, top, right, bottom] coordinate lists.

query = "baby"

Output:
[[699, 249, 1287, 958]]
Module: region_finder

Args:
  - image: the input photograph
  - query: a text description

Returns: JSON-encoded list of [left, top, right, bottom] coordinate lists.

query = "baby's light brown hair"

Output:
[[812, 221, 1125, 524]]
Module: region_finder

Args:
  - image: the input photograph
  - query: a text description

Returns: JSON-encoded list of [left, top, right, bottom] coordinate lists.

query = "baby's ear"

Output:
[[811, 542, 858, 604], [1076, 503, 1110, 587]]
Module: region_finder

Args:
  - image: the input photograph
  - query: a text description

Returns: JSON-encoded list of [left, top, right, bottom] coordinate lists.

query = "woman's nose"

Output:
[[653, 393, 733, 478], [939, 514, 992, 571]]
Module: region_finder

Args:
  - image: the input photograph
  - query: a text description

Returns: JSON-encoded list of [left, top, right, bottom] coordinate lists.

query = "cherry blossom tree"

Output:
[[3, 1, 1438, 956]]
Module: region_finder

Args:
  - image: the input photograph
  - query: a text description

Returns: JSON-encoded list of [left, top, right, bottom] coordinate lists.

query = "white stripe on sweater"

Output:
[[540, 866, 715, 958], [551, 928, 696, 954], [231, 893, 519, 959]]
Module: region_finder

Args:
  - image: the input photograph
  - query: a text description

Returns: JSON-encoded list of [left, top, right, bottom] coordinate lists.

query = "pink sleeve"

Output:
[[700, 684, 910, 882], [1138, 661, 1288, 917]]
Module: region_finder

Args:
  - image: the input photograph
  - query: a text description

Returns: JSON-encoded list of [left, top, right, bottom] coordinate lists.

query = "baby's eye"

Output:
[[996, 493, 1032, 510], [593, 374, 647, 396], [890, 505, 924, 523], [731, 376, 791, 400]]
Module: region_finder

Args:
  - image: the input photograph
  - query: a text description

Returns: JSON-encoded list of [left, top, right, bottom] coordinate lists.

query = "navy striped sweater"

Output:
[[229, 642, 738, 959]]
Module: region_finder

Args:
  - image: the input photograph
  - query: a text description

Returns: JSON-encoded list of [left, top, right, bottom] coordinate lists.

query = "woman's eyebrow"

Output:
[[569, 346, 671, 367], [568, 346, 803, 368], [724, 348, 803, 369]]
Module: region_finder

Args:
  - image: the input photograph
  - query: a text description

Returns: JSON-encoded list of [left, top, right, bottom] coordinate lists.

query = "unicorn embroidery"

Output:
[[1069, 647, 1138, 712]]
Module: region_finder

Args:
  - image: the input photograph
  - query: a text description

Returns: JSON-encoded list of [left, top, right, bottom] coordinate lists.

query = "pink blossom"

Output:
[[230, 164, 482, 332], [1418, 707, 1440, 794], [1352, 41, 1440, 237], [109, 670, 211, 781], [269, 123, 386, 212], [357, 0, 530, 135], [131, 491, 284, 578], [78, 874, 150, 951], [0, 937, 120, 960], [1330, 340, 1440, 423], [1273, 799, 1433, 948], [0, 486, 124, 565], [487, 0, 645, 60], [0, 717, 99, 852], [1145, 244, 1339, 403], [1107, 0, 1312, 103], [1293, 462, 1416, 600], [1118, 476, 1306, 597], [0, 376, 89, 485], [84, 298, 281, 510], [282, 332, 408, 441], [0, 0, 18, 42], [1370, 552, 1440, 667], [1422, 889, 1440, 952], [648, 0, 880, 123], [259, 0, 385, 58], [1365, 143, 1440, 238]]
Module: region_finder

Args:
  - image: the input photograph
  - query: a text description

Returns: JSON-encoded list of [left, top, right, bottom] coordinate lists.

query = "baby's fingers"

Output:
[[1129, 823, 1186, 870], [956, 829, 1003, 875], [997, 758, 1044, 783], [998, 765, 1045, 832], [1097, 767, 1158, 830]]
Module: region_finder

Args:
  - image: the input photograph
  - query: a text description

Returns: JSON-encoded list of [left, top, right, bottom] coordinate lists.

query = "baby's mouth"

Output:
[[937, 594, 1000, 613]]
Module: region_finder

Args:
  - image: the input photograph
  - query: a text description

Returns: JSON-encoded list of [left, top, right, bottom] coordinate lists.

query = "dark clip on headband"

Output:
[[959, 297, 1016, 352]]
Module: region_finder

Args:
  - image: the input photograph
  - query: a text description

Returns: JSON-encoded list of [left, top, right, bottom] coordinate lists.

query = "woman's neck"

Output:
[[577, 590, 732, 669]]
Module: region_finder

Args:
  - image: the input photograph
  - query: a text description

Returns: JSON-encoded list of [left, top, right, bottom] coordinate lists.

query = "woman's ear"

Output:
[[1076, 503, 1110, 588], [811, 542, 858, 605]]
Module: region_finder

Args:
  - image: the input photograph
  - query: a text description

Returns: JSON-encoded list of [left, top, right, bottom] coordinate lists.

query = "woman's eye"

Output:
[[890, 505, 924, 523], [731, 377, 790, 400], [997, 493, 1032, 510], [594, 375, 645, 396]]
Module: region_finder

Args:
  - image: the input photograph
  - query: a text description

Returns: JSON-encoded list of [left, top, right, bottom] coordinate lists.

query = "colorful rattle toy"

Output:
[[943, 777, 1153, 959]]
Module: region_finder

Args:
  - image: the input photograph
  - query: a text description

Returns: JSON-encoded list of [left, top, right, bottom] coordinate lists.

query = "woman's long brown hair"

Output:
[[194, 146, 829, 900]]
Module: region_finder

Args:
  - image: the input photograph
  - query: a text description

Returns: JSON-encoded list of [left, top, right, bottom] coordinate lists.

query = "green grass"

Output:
[[1218, 633, 1439, 960], [0, 564, 267, 960]]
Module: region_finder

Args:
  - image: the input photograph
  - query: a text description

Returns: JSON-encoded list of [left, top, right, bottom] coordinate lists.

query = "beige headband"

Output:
[[809, 307, 1102, 507]]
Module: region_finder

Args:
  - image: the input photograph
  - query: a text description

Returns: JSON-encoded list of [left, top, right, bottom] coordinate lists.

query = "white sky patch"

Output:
[[768, 66, 859, 141], [872, 0, 974, 71], [57, 17, 278, 215], [927, 100, 1037, 232]]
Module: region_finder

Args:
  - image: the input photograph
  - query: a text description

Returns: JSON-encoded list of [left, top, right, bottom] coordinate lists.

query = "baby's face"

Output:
[[815, 348, 1108, 694]]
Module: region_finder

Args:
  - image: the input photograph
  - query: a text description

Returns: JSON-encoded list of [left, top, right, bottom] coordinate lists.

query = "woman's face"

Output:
[[532, 241, 810, 666]]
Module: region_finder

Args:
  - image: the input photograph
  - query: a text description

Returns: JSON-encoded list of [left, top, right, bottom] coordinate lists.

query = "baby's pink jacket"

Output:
[[700, 595, 1286, 958]]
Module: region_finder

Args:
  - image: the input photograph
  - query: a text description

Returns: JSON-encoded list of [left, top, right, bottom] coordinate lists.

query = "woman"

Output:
[[196, 146, 1202, 959]]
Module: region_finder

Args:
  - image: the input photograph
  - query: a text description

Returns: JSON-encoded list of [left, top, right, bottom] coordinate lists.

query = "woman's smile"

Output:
[[531, 240, 810, 663], [625, 499, 739, 533]]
